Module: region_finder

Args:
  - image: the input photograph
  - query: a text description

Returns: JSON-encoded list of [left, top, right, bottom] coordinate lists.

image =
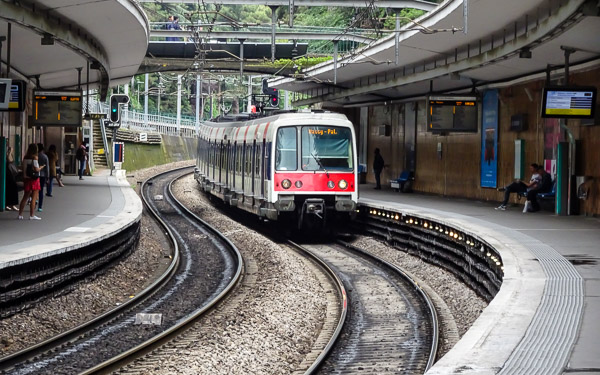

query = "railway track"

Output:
[[294, 241, 439, 374], [0, 167, 242, 375]]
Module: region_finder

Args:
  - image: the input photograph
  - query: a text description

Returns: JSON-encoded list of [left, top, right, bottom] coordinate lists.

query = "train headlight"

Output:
[[282, 179, 292, 189], [295, 180, 303, 188], [338, 179, 348, 190], [327, 181, 335, 189]]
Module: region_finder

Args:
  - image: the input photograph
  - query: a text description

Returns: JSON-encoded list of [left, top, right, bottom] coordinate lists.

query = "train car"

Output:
[[194, 110, 358, 229]]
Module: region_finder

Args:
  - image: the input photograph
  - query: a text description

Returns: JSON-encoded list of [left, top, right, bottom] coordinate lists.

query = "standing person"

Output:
[[76, 143, 87, 180], [166, 15, 175, 41], [495, 163, 540, 210], [17, 143, 44, 220], [37, 143, 49, 212], [46, 144, 60, 196], [4, 146, 19, 211], [373, 148, 384, 190]]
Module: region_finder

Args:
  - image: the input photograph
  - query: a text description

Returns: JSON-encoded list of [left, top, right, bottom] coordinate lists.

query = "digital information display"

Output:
[[34, 90, 83, 126], [4, 80, 26, 112], [428, 96, 478, 132], [541, 87, 597, 118]]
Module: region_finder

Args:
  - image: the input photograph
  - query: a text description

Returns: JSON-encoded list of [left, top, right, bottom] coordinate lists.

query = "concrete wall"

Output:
[[360, 66, 600, 215], [122, 134, 197, 172]]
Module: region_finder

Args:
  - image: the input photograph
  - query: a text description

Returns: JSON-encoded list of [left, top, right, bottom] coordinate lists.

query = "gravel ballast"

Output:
[[135, 174, 329, 374], [0, 162, 189, 357]]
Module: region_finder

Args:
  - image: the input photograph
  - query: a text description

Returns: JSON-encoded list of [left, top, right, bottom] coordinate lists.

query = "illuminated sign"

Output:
[[33, 90, 83, 126], [0, 80, 26, 112], [541, 86, 597, 119], [308, 128, 339, 136], [427, 95, 479, 133]]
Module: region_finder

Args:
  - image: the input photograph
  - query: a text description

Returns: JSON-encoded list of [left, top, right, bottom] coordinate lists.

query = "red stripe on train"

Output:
[[274, 172, 356, 192]]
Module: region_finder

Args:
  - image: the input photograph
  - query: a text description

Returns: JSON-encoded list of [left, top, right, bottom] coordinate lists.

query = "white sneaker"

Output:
[[495, 205, 506, 210], [523, 201, 530, 213], [17, 215, 24, 220], [29, 215, 42, 220]]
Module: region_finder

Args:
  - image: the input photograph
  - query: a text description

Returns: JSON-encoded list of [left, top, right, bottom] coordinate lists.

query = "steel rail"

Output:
[[285, 240, 348, 375], [80, 169, 244, 375], [337, 239, 440, 370], [0, 173, 181, 372]]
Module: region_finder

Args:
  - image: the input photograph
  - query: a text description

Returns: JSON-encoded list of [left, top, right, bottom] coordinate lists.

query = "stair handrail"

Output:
[[99, 119, 112, 170]]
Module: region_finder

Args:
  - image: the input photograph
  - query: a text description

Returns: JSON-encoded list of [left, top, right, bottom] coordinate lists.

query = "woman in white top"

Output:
[[18, 143, 45, 220]]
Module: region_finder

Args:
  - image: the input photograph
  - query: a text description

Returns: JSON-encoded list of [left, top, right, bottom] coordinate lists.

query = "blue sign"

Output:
[[481, 90, 498, 188]]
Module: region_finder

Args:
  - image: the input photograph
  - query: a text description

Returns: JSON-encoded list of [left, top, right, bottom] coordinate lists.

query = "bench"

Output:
[[517, 181, 557, 210], [390, 170, 414, 193]]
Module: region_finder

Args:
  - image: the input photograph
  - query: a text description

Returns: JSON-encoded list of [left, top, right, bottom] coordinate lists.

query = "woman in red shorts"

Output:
[[18, 143, 45, 220]]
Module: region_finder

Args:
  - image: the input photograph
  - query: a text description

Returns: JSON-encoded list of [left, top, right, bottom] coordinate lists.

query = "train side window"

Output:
[[275, 127, 297, 171]]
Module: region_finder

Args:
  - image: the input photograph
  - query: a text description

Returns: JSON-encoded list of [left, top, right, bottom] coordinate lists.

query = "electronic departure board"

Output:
[[428, 95, 478, 132], [33, 90, 83, 126], [541, 86, 597, 119]]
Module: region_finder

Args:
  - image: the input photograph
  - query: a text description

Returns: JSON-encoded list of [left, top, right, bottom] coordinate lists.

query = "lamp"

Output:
[[519, 47, 532, 59], [41, 33, 54, 45]]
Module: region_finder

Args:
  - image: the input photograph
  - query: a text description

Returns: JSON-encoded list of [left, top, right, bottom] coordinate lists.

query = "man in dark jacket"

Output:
[[373, 148, 384, 190]]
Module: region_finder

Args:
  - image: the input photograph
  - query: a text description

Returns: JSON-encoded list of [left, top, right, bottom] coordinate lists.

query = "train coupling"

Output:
[[303, 198, 325, 219]]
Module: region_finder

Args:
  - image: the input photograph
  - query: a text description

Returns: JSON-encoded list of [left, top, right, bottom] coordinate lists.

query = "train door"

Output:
[[251, 140, 257, 196], [232, 141, 237, 190], [211, 141, 215, 181], [261, 139, 266, 198], [242, 141, 246, 192], [225, 141, 230, 186]]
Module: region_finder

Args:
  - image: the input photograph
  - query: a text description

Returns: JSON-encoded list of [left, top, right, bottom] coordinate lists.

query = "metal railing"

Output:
[[93, 100, 199, 139]]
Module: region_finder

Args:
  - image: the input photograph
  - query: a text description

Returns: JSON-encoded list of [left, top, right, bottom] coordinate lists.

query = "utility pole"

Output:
[[144, 73, 149, 126], [176, 74, 182, 134]]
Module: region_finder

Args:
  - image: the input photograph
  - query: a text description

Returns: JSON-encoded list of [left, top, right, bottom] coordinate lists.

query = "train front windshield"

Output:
[[301, 126, 353, 171]]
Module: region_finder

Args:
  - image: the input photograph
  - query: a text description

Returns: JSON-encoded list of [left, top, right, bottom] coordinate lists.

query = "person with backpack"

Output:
[[76, 143, 87, 180], [17, 143, 44, 220]]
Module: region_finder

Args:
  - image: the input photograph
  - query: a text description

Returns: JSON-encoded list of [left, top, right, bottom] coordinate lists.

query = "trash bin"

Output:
[[358, 164, 367, 184]]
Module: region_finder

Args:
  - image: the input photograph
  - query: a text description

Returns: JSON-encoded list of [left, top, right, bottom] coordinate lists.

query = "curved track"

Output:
[[0, 167, 242, 375], [298, 242, 438, 374]]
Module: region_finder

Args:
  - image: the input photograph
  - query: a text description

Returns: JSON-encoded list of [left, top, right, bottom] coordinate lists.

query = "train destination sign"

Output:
[[33, 90, 83, 127]]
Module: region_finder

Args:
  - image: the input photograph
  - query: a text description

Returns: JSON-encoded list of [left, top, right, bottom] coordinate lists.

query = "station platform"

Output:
[[359, 185, 599, 374], [0, 169, 142, 269]]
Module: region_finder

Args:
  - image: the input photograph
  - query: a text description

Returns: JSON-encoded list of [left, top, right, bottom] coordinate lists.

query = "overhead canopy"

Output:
[[0, 0, 149, 99], [271, 0, 600, 107]]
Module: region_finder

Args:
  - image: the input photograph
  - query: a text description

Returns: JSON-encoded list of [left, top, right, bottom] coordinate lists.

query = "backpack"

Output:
[[76, 147, 84, 161]]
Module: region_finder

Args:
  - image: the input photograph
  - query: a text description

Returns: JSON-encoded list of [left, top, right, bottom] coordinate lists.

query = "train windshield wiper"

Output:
[[311, 151, 329, 178]]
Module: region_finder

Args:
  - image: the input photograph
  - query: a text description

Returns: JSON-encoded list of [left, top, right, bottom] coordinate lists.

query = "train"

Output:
[[194, 110, 358, 229]]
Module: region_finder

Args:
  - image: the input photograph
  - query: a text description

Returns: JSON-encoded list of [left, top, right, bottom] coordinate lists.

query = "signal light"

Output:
[[109, 94, 130, 123], [270, 94, 279, 107]]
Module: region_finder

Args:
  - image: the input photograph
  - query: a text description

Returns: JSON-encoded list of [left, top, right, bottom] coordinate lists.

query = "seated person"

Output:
[[524, 165, 552, 213], [495, 163, 540, 210]]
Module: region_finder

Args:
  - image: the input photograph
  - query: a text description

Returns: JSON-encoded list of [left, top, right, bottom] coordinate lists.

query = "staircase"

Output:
[[92, 119, 108, 169]]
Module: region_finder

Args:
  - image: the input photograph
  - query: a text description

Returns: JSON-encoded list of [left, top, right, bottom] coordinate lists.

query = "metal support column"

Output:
[[333, 40, 338, 85], [239, 39, 245, 78], [463, 0, 468, 34], [247, 75, 253, 112], [196, 74, 200, 134], [176, 74, 182, 134], [270, 6, 278, 63], [144, 73, 149, 126], [0, 137, 6, 212], [395, 13, 400, 65], [208, 82, 213, 119]]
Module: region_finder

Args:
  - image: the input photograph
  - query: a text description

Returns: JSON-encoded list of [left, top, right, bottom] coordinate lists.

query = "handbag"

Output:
[[26, 162, 39, 179]]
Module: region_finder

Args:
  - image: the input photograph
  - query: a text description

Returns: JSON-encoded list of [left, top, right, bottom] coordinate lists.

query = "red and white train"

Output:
[[194, 110, 358, 229]]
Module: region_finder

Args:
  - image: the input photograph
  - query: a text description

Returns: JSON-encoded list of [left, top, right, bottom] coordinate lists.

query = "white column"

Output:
[[247, 75, 253, 112], [144, 73, 149, 126], [195, 74, 200, 134], [123, 84, 129, 127], [176, 74, 182, 134]]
